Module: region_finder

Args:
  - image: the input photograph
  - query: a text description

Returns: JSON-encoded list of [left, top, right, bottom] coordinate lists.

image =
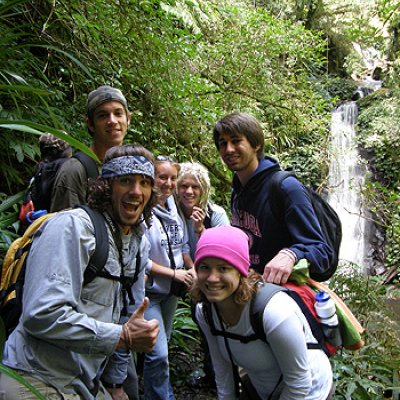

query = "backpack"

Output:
[[29, 158, 68, 211], [21, 151, 99, 217], [202, 281, 364, 358], [252, 282, 337, 357], [0, 205, 141, 337], [270, 170, 342, 282]]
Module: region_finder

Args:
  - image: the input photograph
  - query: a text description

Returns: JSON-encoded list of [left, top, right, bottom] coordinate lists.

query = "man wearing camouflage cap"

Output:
[[50, 85, 131, 212]]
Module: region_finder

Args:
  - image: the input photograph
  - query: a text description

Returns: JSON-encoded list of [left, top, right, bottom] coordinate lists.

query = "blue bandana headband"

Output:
[[101, 155, 154, 180]]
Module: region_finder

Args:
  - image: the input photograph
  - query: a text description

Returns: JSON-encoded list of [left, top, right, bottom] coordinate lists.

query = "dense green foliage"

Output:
[[0, 0, 333, 189], [0, 0, 337, 253]]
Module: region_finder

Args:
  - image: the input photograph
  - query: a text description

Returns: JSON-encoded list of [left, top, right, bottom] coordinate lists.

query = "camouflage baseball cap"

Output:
[[39, 132, 72, 160], [39, 132, 71, 153], [86, 85, 128, 118]]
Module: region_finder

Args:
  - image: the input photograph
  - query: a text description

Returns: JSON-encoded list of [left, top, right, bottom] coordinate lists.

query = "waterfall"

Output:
[[327, 101, 372, 271], [327, 43, 385, 273]]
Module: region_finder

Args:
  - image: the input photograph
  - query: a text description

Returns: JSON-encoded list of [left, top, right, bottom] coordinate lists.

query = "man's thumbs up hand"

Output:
[[118, 297, 159, 353], [133, 296, 151, 319]]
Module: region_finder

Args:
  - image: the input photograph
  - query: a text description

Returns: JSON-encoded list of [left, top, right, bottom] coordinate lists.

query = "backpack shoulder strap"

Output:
[[132, 250, 141, 286], [202, 301, 212, 327], [78, 205, 109, 285], [202, 301, 259, 343], [269, 169, 296, 220], [284, 288, 329, 354], [252, 283, 329, 355], [1, 212, 55, 293], [203, 203, 213, 229], [250, 283, 287, 342], [73, 151, 99, 180]]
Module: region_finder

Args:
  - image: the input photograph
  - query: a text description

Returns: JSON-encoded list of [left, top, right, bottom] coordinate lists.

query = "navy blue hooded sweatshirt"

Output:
[[231, 157, 333, 280]]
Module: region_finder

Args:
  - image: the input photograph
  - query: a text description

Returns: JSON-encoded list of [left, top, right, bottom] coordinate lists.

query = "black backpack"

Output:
[[270, 170, 342, 282], [0, 205, 141, 337], [203, 203, 214, 229], [28, 151, 99, 212]]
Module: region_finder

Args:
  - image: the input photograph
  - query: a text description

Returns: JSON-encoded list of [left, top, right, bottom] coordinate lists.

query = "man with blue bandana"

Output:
[[0, 145, 159, 400]]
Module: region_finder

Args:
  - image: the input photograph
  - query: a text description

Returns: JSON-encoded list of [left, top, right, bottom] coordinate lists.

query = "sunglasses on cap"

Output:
[[156, 155, 175, 162]]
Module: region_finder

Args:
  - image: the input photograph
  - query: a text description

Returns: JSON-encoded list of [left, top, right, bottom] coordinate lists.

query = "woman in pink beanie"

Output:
[[192, 225, 334, 400]]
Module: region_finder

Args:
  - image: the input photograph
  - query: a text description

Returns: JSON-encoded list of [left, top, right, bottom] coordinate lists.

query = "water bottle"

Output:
[[26, 210, 47, 224], [314, 290, 342, 347], [189, 368, 204, 388]]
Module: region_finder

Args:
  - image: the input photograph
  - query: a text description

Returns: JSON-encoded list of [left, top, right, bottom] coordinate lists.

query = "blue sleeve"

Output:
[[181, 214, 192, 256], [210, 203, 230, 227], [280, 177, 334, 278], [101, 349, 131, 385]]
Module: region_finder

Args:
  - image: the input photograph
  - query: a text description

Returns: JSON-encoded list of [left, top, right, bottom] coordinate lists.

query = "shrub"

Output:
[[330, 265, 400, 399]]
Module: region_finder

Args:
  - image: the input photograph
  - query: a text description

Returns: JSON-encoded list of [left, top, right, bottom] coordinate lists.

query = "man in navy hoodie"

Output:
[[213, 111, 333, 284]]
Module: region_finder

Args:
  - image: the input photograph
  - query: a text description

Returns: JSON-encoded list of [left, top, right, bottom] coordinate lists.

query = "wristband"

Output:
[[122, 324, 133, 349], [280, 248, 297, 263]]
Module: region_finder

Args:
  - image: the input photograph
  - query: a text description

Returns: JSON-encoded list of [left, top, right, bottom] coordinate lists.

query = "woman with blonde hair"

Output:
[[176, 161, 229, 260]]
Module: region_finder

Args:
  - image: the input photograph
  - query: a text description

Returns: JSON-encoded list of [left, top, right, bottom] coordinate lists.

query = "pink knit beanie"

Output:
[[194, 226, 250, 277]]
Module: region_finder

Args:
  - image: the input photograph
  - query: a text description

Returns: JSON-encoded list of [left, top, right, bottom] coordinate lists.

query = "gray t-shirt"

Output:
[[51, 157, 98, 212]]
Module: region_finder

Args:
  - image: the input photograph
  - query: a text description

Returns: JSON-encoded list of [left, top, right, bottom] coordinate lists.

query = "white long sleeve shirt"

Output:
[[196, 291, 332, 400]]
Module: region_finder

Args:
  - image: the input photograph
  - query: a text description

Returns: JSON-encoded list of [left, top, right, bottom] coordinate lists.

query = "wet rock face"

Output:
[[358, 140, 387, 276], [352, 87, 374, 101], [372, 66, 383, 81], [366, 224, 386, 276], [386, 298, 400, 322]]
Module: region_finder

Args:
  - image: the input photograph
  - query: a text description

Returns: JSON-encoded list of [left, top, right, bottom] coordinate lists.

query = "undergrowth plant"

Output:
[[330, 265, 400, 399], [169, 298, 201, 386]]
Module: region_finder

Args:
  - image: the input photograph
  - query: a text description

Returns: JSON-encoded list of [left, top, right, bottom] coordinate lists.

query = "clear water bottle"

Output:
[[314, 290, 342, 347]]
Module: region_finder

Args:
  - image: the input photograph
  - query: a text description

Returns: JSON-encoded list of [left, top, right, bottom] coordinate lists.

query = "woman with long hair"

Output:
[[176, 161, 229, 260]]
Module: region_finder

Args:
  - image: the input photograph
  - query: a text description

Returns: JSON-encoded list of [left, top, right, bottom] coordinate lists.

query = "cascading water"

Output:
[[327, 99, 373, 272], [327, 43, 386, 273]]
